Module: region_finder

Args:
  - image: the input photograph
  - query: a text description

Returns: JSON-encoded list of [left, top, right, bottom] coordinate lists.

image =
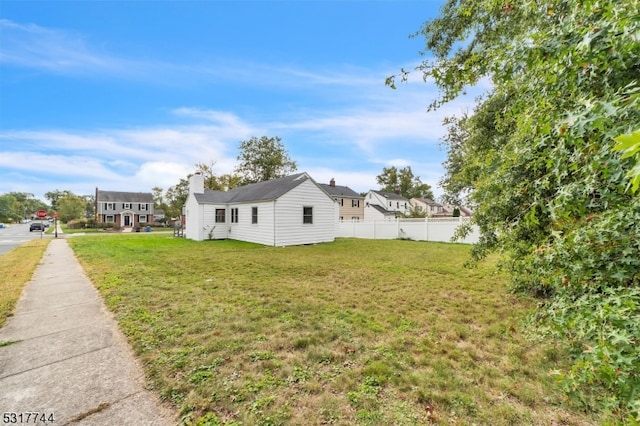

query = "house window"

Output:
[[139, 215, 148, 223], [123, 203, 131, 209], [252, 207, 258, 224], [107, 203, 115, 210], [303, 206, 313, 224], [215, 208, 226, 223], [231, 208, 238, 223], [351, 199, 360, 208], [389, 201, 392, 207], [105, 215, 114, 223], [140, 203, 148, 211], [340, 198, 344, 206]]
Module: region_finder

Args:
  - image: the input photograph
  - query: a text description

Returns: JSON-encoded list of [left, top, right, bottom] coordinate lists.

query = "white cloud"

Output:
[[133, 161, 193, 190], [0, 19, 130, 75], [0, 18, 486, 204]]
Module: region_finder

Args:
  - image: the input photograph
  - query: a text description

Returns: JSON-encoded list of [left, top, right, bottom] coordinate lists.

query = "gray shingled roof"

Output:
[[368, 204, 397, 216], [319, 183, 362, 198], [194, 173, 327, 204], [97, 190, 154, 203], [414, 198, 442, 207], [371, 190, 409, 201]]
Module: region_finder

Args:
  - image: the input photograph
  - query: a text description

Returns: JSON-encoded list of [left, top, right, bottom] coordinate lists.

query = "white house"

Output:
[[184, 172, 338, 246], [363, 190, 411, 221]]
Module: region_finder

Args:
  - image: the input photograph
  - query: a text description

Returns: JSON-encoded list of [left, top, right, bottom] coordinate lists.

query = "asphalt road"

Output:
[[0, 222, 51, 256]]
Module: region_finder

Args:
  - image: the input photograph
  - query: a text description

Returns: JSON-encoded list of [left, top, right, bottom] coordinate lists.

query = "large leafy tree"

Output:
[[392, 0, 640, 418], [235, 136, 297, 184], [376, 166, 434, 200], [163, 163, 244, 219], [0, 192, 48, 222], [45, 190, 73, 211], [0, 194, 17, 222], [165, 177, 190, 219], [195, 162, 242, 191], [57, 193, 87, 222]]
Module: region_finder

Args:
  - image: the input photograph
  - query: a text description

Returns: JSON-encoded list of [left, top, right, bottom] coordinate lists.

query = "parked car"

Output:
[[30, 222, 45, 232], [0, 223, 5, 229]]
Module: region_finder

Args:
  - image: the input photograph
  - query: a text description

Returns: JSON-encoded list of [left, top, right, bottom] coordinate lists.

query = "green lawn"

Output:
[[0, 239, 50, 327], [68, 235, 596, 425]]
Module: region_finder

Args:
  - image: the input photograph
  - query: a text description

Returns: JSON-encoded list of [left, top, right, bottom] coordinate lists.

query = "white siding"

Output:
[[227, 201, 275, 246], [366, 191, 387, 208], [202, 205, 229, 240], [186, 176, 338, 246], [274, 179, 336, 246], [363, 205, 386, 222], [185, 193, 204, 241]]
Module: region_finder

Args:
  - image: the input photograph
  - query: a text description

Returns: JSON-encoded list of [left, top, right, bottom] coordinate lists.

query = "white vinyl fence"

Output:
[[337, 217, 479, 244]]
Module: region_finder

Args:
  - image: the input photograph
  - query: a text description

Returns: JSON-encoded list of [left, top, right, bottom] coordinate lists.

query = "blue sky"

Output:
[[1, 0, 484, 203]]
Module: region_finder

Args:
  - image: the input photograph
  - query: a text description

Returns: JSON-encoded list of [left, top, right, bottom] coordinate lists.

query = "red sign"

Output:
[[37, 210, 47, 219]]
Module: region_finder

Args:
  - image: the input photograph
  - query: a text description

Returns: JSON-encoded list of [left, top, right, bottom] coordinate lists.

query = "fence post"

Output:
[[425, 217, 429, 241]]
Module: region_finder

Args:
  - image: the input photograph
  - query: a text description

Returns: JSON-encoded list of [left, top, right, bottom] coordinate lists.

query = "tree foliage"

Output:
[[0, 192, 48, 222], [375, 166, 434, 200], [195, 162, 242, 191], [396, 0, 640, 419], [613, 128, 640, 193], [235, 136, 297, 185], [57, 193, 87, 222], [162, 163, 244, 219], [165, 177, 190, 220]]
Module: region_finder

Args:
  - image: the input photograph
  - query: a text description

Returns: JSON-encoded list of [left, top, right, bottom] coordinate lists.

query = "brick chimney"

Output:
[[330, 178, 336, 187]]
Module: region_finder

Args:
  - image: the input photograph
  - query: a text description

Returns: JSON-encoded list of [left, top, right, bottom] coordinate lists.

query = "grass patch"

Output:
[[69, 235, 597, 425], [0, 239, 49, 327]]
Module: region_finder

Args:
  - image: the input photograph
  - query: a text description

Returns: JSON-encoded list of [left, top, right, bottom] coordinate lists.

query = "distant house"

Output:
[[153, 209, 166, 224], [411, 198, 473, 217], [184, 172, 338, 246], [448, 205, 473, 217], [364, 190, 410, 221], [319, 178, 364, 222], [410, 198, 450, 217], [95, 189, 155, 228]]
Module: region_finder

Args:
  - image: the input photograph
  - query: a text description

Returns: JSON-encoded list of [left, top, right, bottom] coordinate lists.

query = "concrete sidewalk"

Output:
[[0, 239, 176, 425]]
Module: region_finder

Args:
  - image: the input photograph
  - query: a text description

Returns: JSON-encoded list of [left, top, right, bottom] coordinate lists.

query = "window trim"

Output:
[[252, 207, 258, 224], [303, 206, 313, 224], [231, 208, 239, 223], [215, 208, 226, 223]]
